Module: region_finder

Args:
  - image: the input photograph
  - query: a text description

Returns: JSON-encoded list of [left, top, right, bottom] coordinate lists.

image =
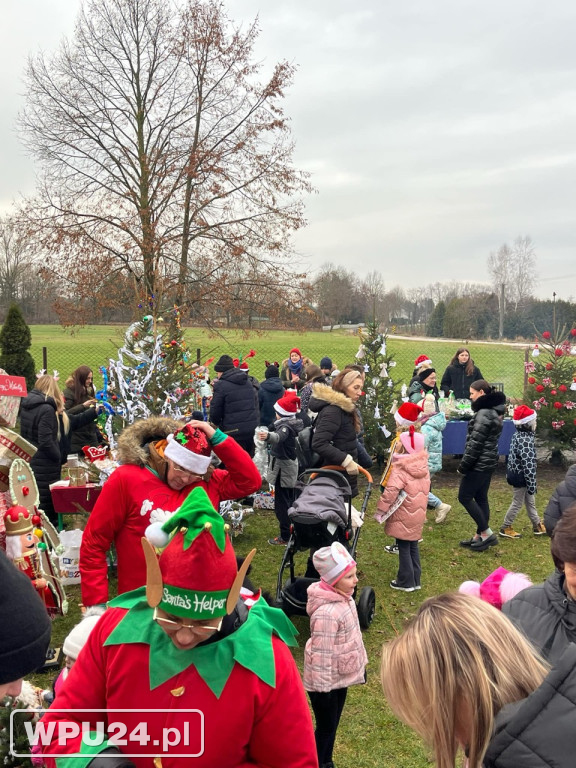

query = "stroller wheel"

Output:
[[357, 586, 376, 629]]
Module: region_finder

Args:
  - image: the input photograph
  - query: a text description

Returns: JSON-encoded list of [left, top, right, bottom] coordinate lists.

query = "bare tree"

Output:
[[18, 0, 311, 323], [510, 235, 538, 309], [360, 271, 386, 322]]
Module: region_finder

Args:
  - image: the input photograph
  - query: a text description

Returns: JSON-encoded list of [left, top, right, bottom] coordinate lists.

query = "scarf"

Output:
[[287, 357, 303, 376]]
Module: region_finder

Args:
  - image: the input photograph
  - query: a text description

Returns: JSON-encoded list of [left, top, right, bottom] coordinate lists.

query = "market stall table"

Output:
[[442, 418, 515, 456], [50, 480, 102, 531]]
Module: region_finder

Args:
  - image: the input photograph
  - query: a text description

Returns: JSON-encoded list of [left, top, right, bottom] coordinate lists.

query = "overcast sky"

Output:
[[2, 0, 576, 300]]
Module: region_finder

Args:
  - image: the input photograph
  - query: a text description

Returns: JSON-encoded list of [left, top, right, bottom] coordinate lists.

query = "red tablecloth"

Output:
[[50, 483, 102, 514]]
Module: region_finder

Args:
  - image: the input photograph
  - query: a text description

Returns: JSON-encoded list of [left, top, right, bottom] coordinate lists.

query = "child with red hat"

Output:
[[258, 391, 304, 545], [41, 487, 317, 768], [499, 405, 546, 538]]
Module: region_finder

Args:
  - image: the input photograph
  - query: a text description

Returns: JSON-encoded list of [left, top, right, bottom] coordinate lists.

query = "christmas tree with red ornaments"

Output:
[[525, 325, 576, 463]]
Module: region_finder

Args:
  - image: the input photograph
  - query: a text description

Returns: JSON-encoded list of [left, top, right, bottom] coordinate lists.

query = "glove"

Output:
[[342, 454, 359, 476]]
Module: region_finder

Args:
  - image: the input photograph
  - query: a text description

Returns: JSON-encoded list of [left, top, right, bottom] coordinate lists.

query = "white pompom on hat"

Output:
[[63, 615, 101, 659], [394, 401, 424, 426], [274, 391, 301, 416]]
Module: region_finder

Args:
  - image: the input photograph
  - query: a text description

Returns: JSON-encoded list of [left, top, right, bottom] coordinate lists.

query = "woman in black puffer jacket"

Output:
[[20, 374, 100, 524], [309, 369, 362, 496], [458, 380, 506, 551]]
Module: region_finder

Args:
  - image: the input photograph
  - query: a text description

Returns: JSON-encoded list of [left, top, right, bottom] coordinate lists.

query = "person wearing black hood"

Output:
[[258, 364, 284, 426], [0, 550, 52, 699], [458, 380, 506, 551], [210, 355, 259, 456]]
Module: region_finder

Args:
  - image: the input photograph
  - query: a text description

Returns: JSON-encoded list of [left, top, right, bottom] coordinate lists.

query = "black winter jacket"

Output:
[[20, 389, 98, 520], [209, 368, 259, 442], [440, 361, 483, 399], [63, 386, 101, 452], [502, 571, 576, 665], [544, 464, 576, 536], [258, 377, 284, 427], [309, 384, 359, 495], [458, 390, 506, 475], [483, 644, 576, 767]]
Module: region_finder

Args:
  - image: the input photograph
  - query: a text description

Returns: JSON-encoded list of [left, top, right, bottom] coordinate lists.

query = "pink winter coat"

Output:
[[377, 449, 429, 541], [304, 581, 368, 693]]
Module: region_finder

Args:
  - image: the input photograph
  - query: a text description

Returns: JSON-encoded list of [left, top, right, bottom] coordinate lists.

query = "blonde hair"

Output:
[[381, 593, 548, 768], [35, 375, 69, 437]]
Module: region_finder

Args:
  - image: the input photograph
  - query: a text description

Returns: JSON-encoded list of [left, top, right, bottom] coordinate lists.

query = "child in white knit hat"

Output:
[[304, 543, 368, 768], [52, 615, 100, 699]]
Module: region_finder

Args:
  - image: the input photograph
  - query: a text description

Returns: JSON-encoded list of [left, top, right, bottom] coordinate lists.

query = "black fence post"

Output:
[[196, 348, 201, 365], [43, 346, 48, 372]]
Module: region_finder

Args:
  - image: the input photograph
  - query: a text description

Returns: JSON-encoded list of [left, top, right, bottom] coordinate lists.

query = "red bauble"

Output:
[[536, 385, 545, 392], [559, 385, 568, 392], [133, 331, 139, 338], [553, 401, 563, 409], [571, 329, 576, 337], [170, 340, 177, 346], [555, 348, 564, 357], [546, 363, 553, 370], [528, 377, 536, 384], [551, 390, 557, 395], [112, 395, 118, 401], [542, 331, 551, 339]]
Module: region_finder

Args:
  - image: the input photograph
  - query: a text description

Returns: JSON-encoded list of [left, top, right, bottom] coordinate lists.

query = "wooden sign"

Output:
[[0, 375, 27, 397]]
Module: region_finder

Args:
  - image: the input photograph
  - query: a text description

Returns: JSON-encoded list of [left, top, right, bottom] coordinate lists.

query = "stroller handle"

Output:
[[313, 464, 373, 485]]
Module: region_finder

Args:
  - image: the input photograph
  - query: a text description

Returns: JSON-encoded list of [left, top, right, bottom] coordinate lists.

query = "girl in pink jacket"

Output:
[[304, 542, 368, 768], [375, 428, 430, 592]]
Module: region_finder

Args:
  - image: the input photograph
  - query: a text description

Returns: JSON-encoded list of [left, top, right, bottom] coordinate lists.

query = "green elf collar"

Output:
[[104, 588, 299, 698]]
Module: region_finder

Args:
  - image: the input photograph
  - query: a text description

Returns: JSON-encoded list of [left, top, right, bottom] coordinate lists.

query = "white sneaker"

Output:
[[435, 503, 451, 523], [385, 545, 399, 555]]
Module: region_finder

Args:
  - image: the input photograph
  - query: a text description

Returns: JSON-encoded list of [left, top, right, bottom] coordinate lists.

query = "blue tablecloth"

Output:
[[442, 419, 515, 456]]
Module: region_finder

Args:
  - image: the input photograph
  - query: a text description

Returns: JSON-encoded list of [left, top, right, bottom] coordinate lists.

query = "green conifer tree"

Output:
[[356, 321, 401, 465], [0, 304, 36, 390]]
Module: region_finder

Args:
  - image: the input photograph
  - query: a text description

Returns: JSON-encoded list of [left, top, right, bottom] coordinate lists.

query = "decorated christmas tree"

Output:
[[356, 321, 401, 465], [525, 324, 576, 464], [98, 307, 199, 444]]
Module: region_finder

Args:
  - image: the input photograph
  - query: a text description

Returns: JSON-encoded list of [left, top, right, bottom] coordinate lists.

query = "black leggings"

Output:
[[458, 470, 493, 533], [308, 688, 348, 765]]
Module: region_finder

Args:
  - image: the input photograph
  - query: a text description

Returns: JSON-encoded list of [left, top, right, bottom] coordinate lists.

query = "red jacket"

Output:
[[80, 434, 260, 606], [41, 604, 318, 768]]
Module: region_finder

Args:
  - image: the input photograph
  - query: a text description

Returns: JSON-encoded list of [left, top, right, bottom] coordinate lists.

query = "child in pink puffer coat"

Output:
[[375, 427, 430, 592], [304, 542, 368, 768]]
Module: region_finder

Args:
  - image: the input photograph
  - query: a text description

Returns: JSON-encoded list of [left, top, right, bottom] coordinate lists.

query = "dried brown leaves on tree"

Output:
[[18, 0, 313, 327]]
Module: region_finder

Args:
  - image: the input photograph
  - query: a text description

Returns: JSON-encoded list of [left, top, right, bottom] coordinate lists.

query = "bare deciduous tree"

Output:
[[18, 0, 312, 324]]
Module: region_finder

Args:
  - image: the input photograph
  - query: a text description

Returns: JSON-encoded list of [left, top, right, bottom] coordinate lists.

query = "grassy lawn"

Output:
[[30, 325, 529, 399], [36, 459, 565, 768]]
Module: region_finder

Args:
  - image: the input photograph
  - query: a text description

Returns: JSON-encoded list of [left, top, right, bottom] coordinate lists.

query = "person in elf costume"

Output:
[[80, 418, 261, 614], [4, 505, 60, 617], [42, 487, 318, 768]]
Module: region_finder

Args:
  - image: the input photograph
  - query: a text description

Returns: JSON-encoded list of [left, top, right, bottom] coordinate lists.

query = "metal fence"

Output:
[[32, 330, 531, 402]]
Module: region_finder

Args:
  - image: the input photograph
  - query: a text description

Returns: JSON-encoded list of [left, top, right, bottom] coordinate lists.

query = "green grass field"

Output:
[[23, 325, 541, 767], [36, 461, 564, 768], [30, 325, 529, 399]]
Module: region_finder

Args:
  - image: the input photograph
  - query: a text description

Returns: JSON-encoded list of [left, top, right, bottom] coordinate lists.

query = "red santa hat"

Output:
[[394, 401, 424, 426], [459, 567, 532, 610], [163, 424, 212, 475], [274, 391, 301, 416], [414, 354, 432, 368], [144, 487, 254, 620], [513, 405, 537, 425], [239, 362, 250, 372]]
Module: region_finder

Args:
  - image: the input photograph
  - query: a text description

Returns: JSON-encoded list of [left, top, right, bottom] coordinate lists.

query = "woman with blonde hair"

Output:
[[381, 592, 576, 767], [20, 374, 100, 523]]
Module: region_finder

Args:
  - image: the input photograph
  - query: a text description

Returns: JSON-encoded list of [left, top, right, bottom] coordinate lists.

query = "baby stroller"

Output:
[[275, 465, 375, 629]]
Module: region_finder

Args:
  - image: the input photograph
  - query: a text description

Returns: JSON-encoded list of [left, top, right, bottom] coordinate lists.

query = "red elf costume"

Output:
[[43, 487, 317, 768], [80, 418, 261, 611]]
